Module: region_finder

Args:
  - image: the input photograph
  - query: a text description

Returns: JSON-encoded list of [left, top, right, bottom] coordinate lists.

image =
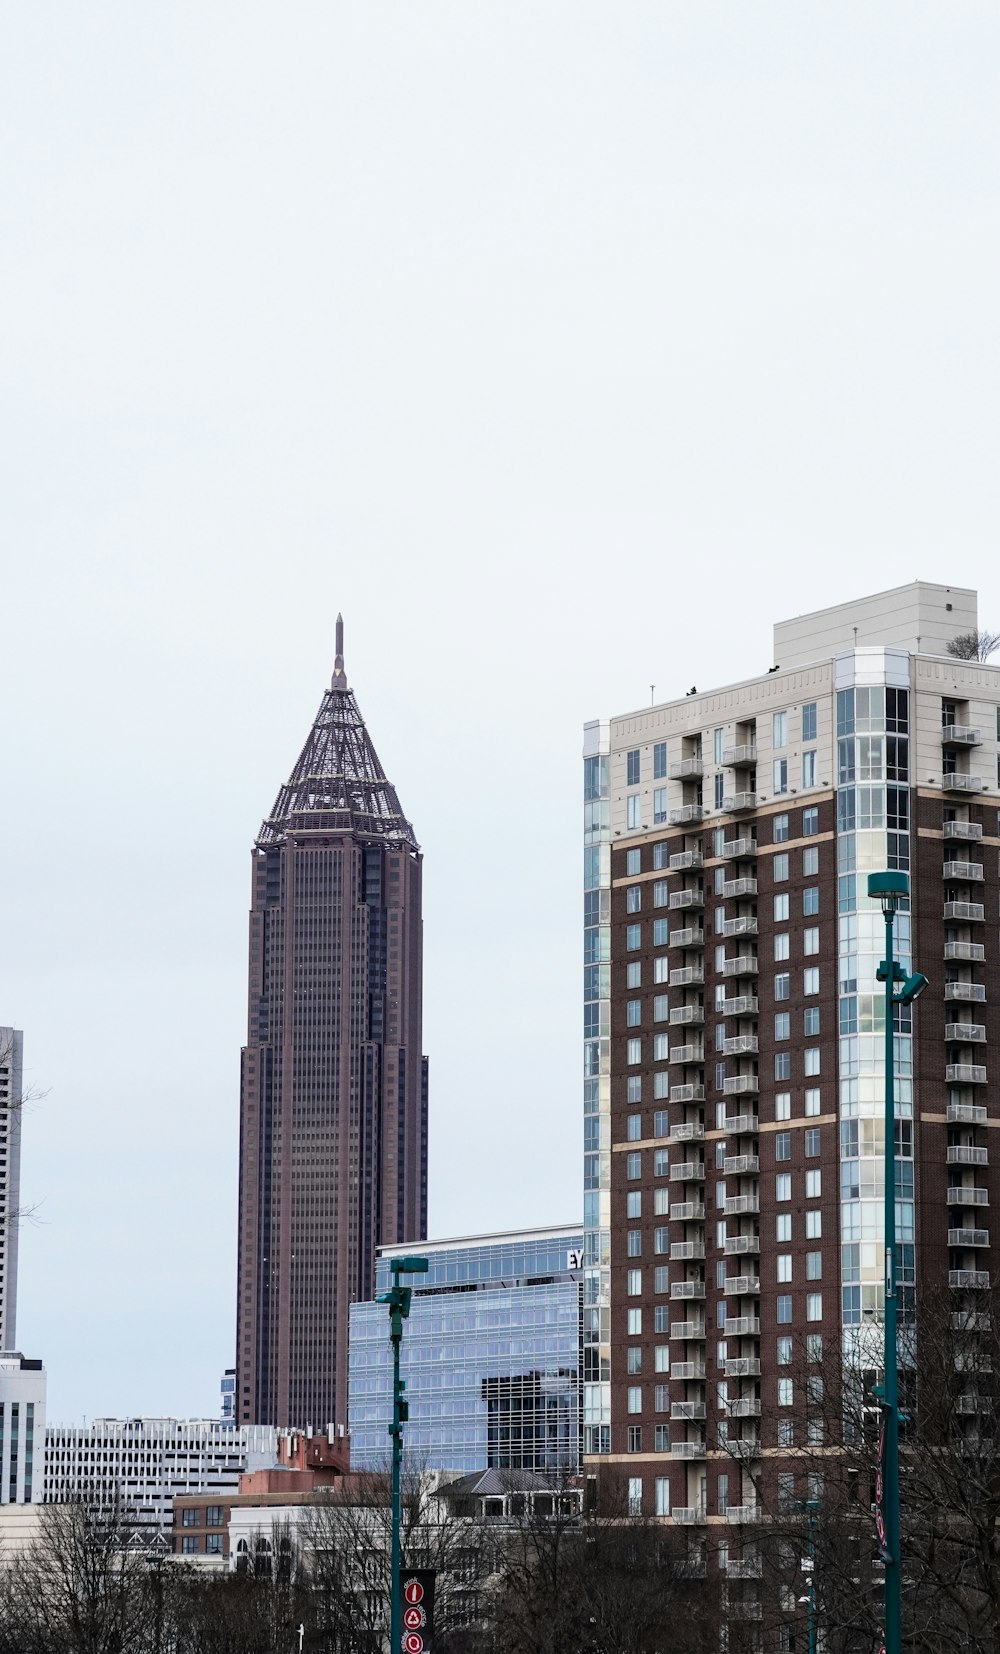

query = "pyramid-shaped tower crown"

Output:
[[257, 617, 418, 851]]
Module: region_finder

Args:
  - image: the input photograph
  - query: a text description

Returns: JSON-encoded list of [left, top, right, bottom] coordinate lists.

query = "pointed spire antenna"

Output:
[[332, 612, 347, 689]]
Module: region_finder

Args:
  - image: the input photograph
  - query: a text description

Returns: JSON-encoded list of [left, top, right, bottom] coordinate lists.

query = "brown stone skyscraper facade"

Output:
[[236, 621, 427, 1429]]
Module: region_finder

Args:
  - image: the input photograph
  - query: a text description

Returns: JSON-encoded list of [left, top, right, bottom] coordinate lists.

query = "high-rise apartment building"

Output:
[[237, 620, 427, 1430], [0, 1029, 24, 1351], [583, 582, 1000, 1523]]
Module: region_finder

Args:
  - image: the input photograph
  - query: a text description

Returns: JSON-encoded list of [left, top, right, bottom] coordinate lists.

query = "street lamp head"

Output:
[[897, 971, 928, 1005], [867, 870, 909, 915], [391, 1256, 430, 1275]]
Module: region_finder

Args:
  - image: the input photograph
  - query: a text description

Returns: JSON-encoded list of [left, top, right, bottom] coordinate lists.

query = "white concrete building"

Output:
[[0, 1030, 25, 1350], [44, 1419, 278, 1540]]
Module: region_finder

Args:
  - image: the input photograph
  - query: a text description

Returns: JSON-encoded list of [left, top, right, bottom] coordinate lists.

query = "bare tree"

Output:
[[0, 1496, 159, 1654], [946, 629, 1000, 661]]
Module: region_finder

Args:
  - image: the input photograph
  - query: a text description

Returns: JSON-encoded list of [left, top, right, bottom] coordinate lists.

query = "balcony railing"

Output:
[[672, 927, 705, 950], [723, 1075, 759, 1096], [941, 724, 982, 746], [946, 1144, 988, 1166], [671, 1241, 705, 1262], [670, 804, 706, 826], [726, 1558, 763, 1579], [948, 1228, 990, 1248], [723, 916, 759, 938], [670, 1440, 707, 1459], [724, 1359, 761, 1380], [943, 861, 984, 881], [947, 1101, 987, 1124], [723, 792, 758, 813], [724, 1234, 761, 1256], [946, 1064, 987, 1085], [721, 955, 759, 977], [669, 1043, 704, 1065], [669, 965, 704, 987], [945, 982, 986, 1003], [671, 1279, 706, 1300], [721, 836, 758, 859], [669, 1083, 705, 1104], [950, 1269, 990, 1289], [942, 774, 984, 793], [670, 1202, 705, 1222], [724, 1275, 761, 1295], [945, 941, 986, 962], [947, 1187, 989, 1207], [670, 1005, 705, 1027], [671, 1401, 707, 1421], [671, 1361, 705, 1381], [724, 1316, 761, 1338], [944, 901, 985, 923], [671, 1121, 705, 1143], [723, 878, 758, 899], [724, 1194, 760, 1217], [670, 1160, 705, 1182], [721, 995, 759, 1017], [726, 1505, 761, 1525], [725, 1113, 759, 1135], [669, 849, 704, 871], [722, 743, 758, 766], [944, 819, 983, 841], [671, 1506, 706, 1523], [723, 1035, 759, 1057], [723, 1155, 759, 1177], [670, 757, 704, 780], [669, 888, 705, 911], [670, 1320, 706, 1341], [945, 1022, 986, 1043]]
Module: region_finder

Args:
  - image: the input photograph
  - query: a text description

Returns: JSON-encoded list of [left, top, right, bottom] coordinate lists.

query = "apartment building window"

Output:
[[777, 1255, 792, 1283], [653, 1111, 668, 1139], [627, 1113, 642, 1140], [778, 1420, 794, 1449], [653, 787, 667, 823], [205, 1534, 223, 1555], [806, 1169, 822, 1198], [774, 893, 789, 921], [653, 995, 668, 1022], [805, 1129, 821, 1157], [806, 1251, 823, 1280], [773, 758, 789, 794], [804, 927, 819, 954], [803, 846, 819, 875], [717, 1472, 729, 1514], [627, 1039, 642, 1065], [805, 1211, 822, 1239], [806, 1293, 823, 1321], [182, 1536, 199, 1555], [628, 1479, 642, 1516], [654, 1266, 669, 1293], [776, 1213, 791, 1242], [774, 972, 790, 1001], [804, 1048, 820, 1075], [627, 1386, 642, 1414], [802, 751, 817, 787], [655, 1385, 670, 1412], [628, 1076, 642, 1104], [653, 743, 667, 779], [775, 1013, 790, 1040], [654, 1305, 669, 1333], [774, 934, 790, 961], [626, 1153, 641, 1179], [713, 727, 724, 763], [653, 1033, 668, 1061], [654, 1429, 670, 1457], [627, 750, 641, 785], [653, 957, 669, 983], [802, 702, 817, 741], [804, 968, 819, 995], [653, 918, 669, 946], [627, 1347, 643, 1373], [627, 1191, 642, 1218], [776, 1174, 791, 1201], [804, 1007, 820, 1035], [775, 1132, 791, 1161], [805, 1088, 820, 1116], [653, 1149, 669, 1177], [655, 1346, 669, 1371], [627, 924, 641, 950], [628, 1308, 642, 1335], [773, 711, 788, 748], [627, 1271, 642, 1296], [802, 806, 819, 835], [653, 841, 669, 870], [654, 1227, 669, 1254], [627, 795, 641, 829], [627, 1426, 642, 1452], [807, 1334, 823, 1362], [627, 848, 641, 876], [775, 1053, 791, 1081], [627, 885, 642, 912], [653, 880, 669, 907], [775, 1093, 791, 1122], [803, 887, 819, 915], [773, 813, 789, 843], [627, 962, 641, 989], [206, 1507, 223, 1527], [655, 1475, 670, 1512], [774, 853, 789, 881], [182, 1509, 200, 1528], [777, 1298, 792, 1326]]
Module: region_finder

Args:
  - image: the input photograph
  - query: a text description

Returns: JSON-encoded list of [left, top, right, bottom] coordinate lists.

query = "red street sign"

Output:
[[403, 1635, 424, 1654], [404, 1580, 424, 1605], [404, 1607, 426, 1629]]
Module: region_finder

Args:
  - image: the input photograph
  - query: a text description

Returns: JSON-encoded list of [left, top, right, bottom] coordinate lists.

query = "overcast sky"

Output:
[[3, 3, 999, 1422]]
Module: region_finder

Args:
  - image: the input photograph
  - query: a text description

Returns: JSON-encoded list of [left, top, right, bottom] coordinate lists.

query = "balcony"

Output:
[[721, 955, 759, 977], [671, 1506, 706, 1524], [946, 1064, 987, 1085], [724, 1234, 761, 1256], [725, 1113, 760, 1136], [947, 1144, 989, 1166], [726, 1505, 761, 1525], [948, 1228, 990, 1248], [723, 1155, 760, 1177], [721, 836, 758, 859], [724, 1275, 761, 1295], [942, 774, 984, 793], [670, 1083, 705, 1104], [724, 1035, 759, 1057], [671, 1241, 705, 1262], [721, 995, 759, 1017], [726, 1558, 763, 1579], [670, 757, 704, 780], [947, 1102, 987, 1125], [670, 1202, 706, 1222], [723, 878, 758, 900], [942, 724, 982, 746], [724, 1359, 761, 1379], [950, 1270, 991, 1289], [670, 1160, 705, 1183], [944, 819, 983, 841], [669, 965, 704, 987], [954, 1393, 990, 1415], [723, 792, 758, 813], [670, 1361, 707, 1382], [951, 1312, 991, 1332], [670, 1005, 705, 1027], [671, 1401, 707, 1422], [729, 1398, 762, 1417], [670, 804, 706, 826], [723, 916, 759, 939], [944, 901, 985, 923], [722, 743, 757, 766], [724, 1194, 760, 1217], [671, 1122, 705, 1143], [670, 849, 704, 871], [945, 1022, 986, 1043], [724, 1316, 761, 1338], [671, 1279, 706, 1300], [670, 1320, 706, 1341], [943, 860, 984, 881], [671, 1440, 707, 1460], [669, 1043, 704, 1065], [669, 888, 705, 911], [945, 982, 987, 1003], [723, 1075, 759, 1096], [672, 927, 705, 950], [947, 1187, 989, 1207], [945, 941, 986, 962], [729, 1435, 761, 1459]]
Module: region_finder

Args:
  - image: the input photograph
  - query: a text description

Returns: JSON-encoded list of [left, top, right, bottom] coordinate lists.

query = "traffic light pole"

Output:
[[378, 1254, 428, 1654]]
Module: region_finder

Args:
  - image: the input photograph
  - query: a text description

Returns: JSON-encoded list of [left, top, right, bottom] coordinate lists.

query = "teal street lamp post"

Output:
[[376, 1255, 429, 1654], [867, 871, 927, 1654], [793, 1498, 820, 1654]]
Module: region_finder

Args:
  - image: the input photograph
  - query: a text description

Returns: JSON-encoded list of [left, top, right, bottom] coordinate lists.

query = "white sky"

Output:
[[2, 3, 999, 1421]]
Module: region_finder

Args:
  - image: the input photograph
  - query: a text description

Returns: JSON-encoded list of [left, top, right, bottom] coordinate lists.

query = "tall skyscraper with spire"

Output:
[[236, 620, 427, 1430]]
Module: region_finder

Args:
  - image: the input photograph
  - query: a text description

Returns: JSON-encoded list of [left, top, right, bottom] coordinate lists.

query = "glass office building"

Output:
[[348, 1225, 583, 1474]]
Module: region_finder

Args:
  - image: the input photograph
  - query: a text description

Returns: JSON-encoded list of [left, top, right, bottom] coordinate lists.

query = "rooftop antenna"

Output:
[[332, 613, 348, 689], [853, 625, 858, 647], [650, 685, 655, 706]]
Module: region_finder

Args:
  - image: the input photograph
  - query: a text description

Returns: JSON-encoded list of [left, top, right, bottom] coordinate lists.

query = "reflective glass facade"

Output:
[[348, 1228, 583, 1474], [582, 722, 612, 1456]]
